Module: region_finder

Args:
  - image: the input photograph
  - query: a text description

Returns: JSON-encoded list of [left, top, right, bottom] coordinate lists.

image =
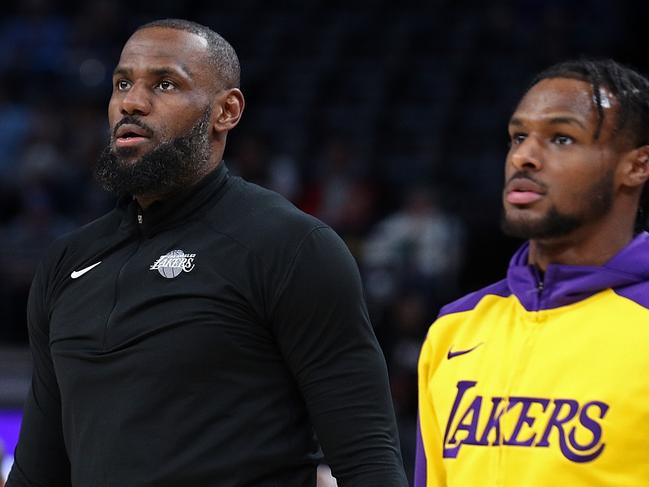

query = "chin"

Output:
[[501, 209, 580, 240], [113, 148, 152, 167], [501, 217, 539, 239]]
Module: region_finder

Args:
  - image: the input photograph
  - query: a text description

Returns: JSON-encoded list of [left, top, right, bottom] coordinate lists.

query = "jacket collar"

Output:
[[117, 162, 230, 238], [507, 232, 649, 311]]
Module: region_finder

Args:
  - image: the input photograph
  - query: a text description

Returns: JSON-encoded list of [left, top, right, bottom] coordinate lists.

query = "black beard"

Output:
[[500, 206, 582, 239], [94, 110, 212, 198], [501, 169, 614, 240]]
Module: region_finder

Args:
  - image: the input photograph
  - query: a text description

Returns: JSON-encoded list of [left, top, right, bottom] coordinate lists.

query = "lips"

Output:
[[114, 123, 152, 149], [505, 177, 546, 205], [115, 123, 151, 139]]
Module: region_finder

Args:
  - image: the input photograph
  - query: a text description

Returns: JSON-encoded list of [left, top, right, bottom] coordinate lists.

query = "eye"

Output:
[[509, 133, 527, 146], [157, 80, 177, 91], [115, 79, 131, 91], [552, 134, 574, 145]]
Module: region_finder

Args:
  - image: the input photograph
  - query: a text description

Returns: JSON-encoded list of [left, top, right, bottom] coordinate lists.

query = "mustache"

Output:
[[112, 116, 154, 138], [506, 171, 547, 190]]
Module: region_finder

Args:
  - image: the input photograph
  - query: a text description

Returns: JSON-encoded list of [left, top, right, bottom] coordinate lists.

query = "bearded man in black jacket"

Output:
[[7, 18, 407, 487]]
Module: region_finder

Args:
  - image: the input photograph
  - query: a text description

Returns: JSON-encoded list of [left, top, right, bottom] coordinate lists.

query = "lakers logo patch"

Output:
[[150, 249, 196, 278]]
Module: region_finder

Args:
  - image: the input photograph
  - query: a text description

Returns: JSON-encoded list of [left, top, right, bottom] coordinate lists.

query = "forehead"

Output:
[[117, 27, 210, 75], [514, 78, 603, 121]]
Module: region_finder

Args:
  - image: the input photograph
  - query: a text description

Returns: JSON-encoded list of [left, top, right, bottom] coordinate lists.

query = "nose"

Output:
[[509, 136, 543, 171], [119, 82, 151, 116]]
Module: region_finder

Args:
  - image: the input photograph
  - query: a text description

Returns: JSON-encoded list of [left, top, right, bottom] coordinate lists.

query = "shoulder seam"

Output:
[[268, 225, 330, 317]]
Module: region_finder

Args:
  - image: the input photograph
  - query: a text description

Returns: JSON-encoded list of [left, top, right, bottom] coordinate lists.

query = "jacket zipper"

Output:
[[102, 209, 143, 347], [102, 238, 141, 348], [535, 272, 544, 311], [499, 270, 544, 486]]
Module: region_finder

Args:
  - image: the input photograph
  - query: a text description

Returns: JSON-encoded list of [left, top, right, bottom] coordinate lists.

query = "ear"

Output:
[[618, 145, 649, 188], [212, 88, 245, 133], [620, 145, 649, 189]]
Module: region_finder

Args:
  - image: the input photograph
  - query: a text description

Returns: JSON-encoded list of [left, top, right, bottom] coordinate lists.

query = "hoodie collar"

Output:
[[507, 232, 649, 311], [118, 162, 230, 238]]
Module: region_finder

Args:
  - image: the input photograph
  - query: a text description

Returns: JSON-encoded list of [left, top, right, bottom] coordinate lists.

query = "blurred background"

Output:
[[1, 0, 648, 483]]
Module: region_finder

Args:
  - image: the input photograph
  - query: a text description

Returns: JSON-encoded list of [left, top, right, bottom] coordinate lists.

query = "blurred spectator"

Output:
[[363, 185, 464, 309]]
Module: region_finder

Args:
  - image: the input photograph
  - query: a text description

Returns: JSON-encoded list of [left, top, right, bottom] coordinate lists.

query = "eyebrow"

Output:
[[509, 115, 587, 130], [113, 64, 194, 80]]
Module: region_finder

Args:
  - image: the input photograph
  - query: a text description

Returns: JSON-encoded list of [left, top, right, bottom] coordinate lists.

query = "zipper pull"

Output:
[[137, 211, 143, 225], [537, 279, 544, 293]]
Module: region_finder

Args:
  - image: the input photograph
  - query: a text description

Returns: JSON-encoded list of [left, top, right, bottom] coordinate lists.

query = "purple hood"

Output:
[[508, 231, 649, 311], [439, 232, 649, 316]]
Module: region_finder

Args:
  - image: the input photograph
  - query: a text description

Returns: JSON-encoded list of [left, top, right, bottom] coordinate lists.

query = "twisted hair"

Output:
[[532, 59, 649, 231]]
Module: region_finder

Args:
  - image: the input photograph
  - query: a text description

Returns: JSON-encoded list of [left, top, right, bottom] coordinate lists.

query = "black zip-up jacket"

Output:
[[7, 163, 408, 487]]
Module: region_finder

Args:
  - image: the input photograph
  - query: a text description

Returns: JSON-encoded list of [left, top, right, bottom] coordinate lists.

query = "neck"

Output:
[[528, 219, 635, 271]]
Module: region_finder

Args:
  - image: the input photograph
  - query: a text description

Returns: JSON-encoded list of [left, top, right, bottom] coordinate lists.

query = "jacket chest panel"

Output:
[[430, 294, 649, 482], [48, 231, 274, 377]]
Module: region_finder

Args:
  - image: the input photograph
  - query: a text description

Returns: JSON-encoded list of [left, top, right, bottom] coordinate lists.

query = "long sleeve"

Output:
[[269, 227, 408, 487], [7, 262, 71, 487], [415, 335, 446, 487]]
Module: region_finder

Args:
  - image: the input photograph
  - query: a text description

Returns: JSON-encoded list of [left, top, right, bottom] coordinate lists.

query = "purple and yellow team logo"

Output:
[[443, 381, 608, 463], [150, 249, 196, 278]]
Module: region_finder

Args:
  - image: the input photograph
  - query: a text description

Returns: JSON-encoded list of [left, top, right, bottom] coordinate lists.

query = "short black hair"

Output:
[[136, 18, 240, 90], [531, 58, 649, 231]]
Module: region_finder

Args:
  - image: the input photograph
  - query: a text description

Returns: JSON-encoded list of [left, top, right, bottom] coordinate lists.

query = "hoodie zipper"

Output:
[[537, 278, 545, 311]]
